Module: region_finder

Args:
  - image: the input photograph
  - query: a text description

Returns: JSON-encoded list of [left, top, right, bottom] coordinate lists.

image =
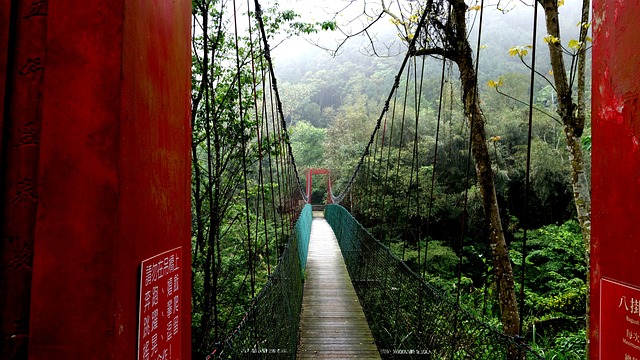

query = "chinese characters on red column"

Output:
[[138, 247, 182, 360], [601, 278, 640, 359]]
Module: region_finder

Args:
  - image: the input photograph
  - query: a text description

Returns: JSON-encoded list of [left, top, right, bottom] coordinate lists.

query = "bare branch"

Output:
[[411, 46, 456, 61], [493, 87, 563, 125], [517, 55, 557, 92], [331, 10, 386, 56]]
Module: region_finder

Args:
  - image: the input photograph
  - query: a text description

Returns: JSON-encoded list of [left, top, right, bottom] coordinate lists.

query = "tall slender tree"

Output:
[[331, 0, 521, 340], [537, 0, 591, 354]]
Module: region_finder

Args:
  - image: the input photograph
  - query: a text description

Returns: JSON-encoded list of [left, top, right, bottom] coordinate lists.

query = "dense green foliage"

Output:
[[278, 5, 590, 355], [189, 2, 333, 356], [189, 0, 590, 357]]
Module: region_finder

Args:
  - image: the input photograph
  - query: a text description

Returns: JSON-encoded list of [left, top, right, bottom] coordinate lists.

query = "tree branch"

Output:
[[411, 46, 457, 62], [493, 87, 562, 125]]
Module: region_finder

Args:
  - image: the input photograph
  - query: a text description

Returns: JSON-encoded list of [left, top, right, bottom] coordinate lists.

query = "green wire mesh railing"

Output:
[[208, 204, 312, 359], [325, 204, 543, 360], [296, 204, 312, 272]]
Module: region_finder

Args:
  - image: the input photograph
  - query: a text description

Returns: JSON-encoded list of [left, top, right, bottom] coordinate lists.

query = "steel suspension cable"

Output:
[[380, 92, 400, 246], [200, 2, 220, 343], [456, 0, 485, 306], [519, 0, 539, 337], [422, 5, 452, 279], [247, 0, 272, 276], [330, 1, 435, 203], [260, 61, 282, 257], [370, 122, 382, 216], [232, 0, 255, 298], [268, 70, 290, 243], [393, 61, 411, 260], [363, 132, 376, 217], [363, 123, 382, 222], [453, 1, 486, 355], [253, 0, 307, 204], [374, 112, 390, 221], [411, 55, 426, 271]]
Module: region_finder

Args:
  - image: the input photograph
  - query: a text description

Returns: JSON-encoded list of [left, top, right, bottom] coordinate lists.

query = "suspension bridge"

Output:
[[201, 0, 548, 357], [0, 0, 635, 359]]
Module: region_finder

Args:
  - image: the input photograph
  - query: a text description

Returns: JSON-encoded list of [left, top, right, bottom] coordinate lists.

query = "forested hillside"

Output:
[[190, 0, 591, 358], [275, 1, 590, 357]]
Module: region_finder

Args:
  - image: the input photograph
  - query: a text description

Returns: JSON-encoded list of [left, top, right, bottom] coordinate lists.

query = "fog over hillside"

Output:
[[272, 1, 588, 93]]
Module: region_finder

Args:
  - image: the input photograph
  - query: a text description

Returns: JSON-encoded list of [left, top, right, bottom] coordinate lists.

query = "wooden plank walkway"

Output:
[[297, 216, 381, 359]]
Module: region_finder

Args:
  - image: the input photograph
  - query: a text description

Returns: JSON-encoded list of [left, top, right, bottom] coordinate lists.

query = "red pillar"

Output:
[[1, 1, 48, 357], [306, 169, 312, 204], [1, 1, 192, 359], [592, 2, 640, 358]]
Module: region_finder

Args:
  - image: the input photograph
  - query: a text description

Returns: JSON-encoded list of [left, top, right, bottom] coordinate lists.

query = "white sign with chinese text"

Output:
[[138, 247, 182, 360]]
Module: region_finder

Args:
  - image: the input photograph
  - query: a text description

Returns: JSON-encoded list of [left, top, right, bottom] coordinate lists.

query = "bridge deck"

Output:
[[297, 216, 380, 359]]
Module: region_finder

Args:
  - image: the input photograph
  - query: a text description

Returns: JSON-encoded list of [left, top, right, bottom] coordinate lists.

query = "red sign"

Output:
[[138, 247, 183, 360], [601, 278, 640, 359]]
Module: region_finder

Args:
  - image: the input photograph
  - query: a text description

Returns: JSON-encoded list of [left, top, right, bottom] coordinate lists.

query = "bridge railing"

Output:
[[325, 204, 543, 360], [208, 204, 312, 359]]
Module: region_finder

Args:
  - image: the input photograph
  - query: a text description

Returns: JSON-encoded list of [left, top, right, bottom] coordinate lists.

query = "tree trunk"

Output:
[[539, 0, 591, 355], [450, 0, 521, 339], [539, 0, 591, 243]]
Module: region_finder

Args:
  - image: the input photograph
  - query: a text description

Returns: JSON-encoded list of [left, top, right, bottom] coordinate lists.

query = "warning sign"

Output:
[[138, 247, 182, 360]]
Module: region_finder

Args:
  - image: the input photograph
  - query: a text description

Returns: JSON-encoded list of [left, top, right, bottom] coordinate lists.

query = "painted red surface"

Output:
[[0, 1, 195, 359], [305, 168, 333, 204], [0, 0, 8, 148], [0, 1, 48, 358], [592, 1, 640, 358]]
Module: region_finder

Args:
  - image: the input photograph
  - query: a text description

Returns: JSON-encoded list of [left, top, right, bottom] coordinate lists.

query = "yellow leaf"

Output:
[[487, 78, 504, 88], [543, 34, 561, 45], [558, 0, 565, 6], [586, 36, 593, 43], [480, 44, 487, 49], [568, 39, 581, 50], [490, 136, 502, 142], [508, 46, 529, 57], [469, 5, 482, 11]]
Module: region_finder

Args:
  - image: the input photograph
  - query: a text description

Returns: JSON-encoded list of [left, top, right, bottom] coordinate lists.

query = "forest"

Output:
[[190, 0, 591, 358]]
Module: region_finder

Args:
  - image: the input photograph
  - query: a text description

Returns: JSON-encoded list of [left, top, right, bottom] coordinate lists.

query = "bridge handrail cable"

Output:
[[330, 0, 434, 204], [325, 204, 543, 359]]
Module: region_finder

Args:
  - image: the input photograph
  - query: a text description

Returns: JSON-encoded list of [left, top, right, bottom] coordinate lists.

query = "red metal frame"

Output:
[[305, 168, 333, 204]]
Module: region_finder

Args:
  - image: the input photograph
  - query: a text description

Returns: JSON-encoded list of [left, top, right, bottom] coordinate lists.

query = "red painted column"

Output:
[[592, 2, 640, 358], [0, 0, 8, 141], [0, 0, 191, 359], [0, 1, 48, 358], [306, 169, 312, 203]]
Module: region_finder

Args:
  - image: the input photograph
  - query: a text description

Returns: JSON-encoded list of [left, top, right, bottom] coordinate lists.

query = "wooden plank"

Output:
[[297, 217, 381, 359]]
